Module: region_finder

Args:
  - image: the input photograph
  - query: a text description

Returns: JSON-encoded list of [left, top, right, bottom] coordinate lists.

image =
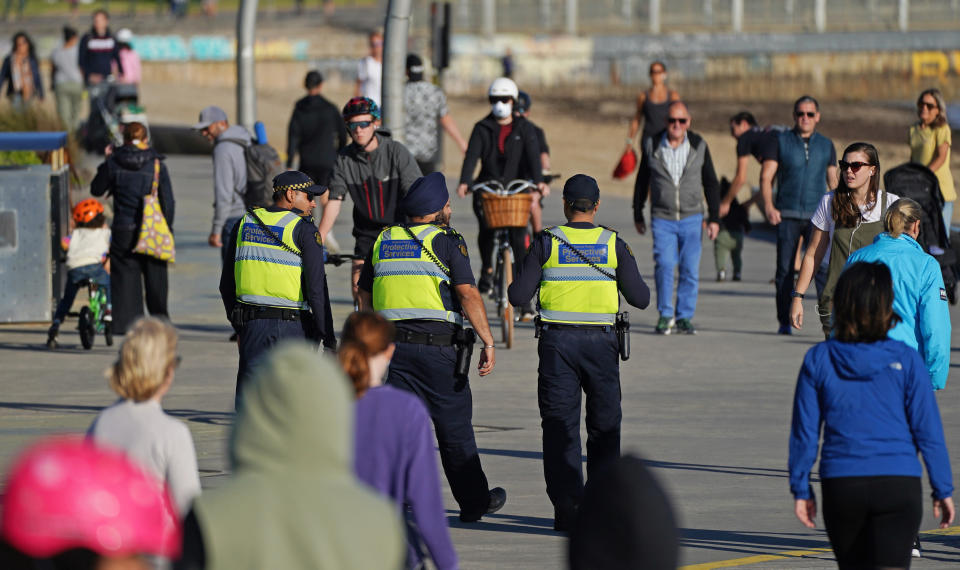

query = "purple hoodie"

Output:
[[354, 385, 458, 570]]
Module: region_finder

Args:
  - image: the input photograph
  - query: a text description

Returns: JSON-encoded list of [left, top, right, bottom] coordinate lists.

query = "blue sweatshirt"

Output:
[[846, 233, 951, 389], [789, 339, 953, 500], [354, 385, 458, 570]]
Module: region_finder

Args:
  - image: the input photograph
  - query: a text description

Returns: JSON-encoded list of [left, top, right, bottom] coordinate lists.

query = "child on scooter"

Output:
[[46, 199, 112, 348]]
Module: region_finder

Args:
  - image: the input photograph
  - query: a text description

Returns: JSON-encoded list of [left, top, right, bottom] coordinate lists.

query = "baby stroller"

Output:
[[883, 162, 958, 303], [82, 82, 147, 153]]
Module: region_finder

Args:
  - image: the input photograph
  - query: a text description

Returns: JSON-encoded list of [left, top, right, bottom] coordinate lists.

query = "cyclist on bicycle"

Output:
[[516, 90, 551, 234], [47, 199, 112, 349], [317, 96, 422, 304], [456, 77, 548, 320]]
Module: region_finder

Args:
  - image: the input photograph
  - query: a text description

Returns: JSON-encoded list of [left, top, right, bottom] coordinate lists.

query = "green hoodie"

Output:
[[193, 342, 404, 569]]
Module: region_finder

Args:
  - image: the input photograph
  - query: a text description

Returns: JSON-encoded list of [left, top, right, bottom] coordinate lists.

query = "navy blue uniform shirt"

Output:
[[508, 222, 651, 311], [219, 207, 335, 346], [359, 223, 476, 334]]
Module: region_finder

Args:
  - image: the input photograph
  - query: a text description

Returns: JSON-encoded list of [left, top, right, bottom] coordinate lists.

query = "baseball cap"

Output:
[[193, 105, 228, 130], [402, 172, 449, 216]]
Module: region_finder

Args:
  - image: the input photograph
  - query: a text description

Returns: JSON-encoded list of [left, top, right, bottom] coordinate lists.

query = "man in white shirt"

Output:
[[355, 29, 383, 106]]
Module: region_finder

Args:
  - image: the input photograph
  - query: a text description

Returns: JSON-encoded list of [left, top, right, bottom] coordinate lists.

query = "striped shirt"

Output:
[[660, 133, 690, 186]]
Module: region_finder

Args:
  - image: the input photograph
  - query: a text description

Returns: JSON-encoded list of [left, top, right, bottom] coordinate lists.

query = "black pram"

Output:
[[883, 162, 958, 303]]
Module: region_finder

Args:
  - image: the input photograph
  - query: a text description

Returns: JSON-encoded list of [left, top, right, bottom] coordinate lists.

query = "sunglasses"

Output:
[[650, 68, 666, 75], [347, 120, 373, 131], [667, 117, 688, 125], [918, 101, 938, 111], [838, 160, 873, 173], [488, 96, 512, 105], [795, 111, 817, 118]]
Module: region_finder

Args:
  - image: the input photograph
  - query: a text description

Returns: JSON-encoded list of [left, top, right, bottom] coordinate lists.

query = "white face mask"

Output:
[[491, 100, 513, 119]]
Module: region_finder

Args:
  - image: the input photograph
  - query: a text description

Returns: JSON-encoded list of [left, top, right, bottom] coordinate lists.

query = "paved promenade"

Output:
[[2, 156, 959, 568]]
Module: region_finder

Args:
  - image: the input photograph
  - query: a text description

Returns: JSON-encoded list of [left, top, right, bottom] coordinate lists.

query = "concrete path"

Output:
[[2, 155, 959, 568]]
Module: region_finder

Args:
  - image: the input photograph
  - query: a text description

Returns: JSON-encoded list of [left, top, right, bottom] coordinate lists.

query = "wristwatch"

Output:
[[791, 291, 804, 299]]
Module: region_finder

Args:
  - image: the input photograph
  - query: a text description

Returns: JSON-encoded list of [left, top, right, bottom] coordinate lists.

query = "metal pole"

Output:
[[237, 0, 258, 132], [383, 0, 413, 144], [649, 0, 661, 34], [731, 0, 743, 32], [565, 0, 577, 35], [814, 0, 826, 33], [898, 0, 909, 31], [482, 0, 495, 36]]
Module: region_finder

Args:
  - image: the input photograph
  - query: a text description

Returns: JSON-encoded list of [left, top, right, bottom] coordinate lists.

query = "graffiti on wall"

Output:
[[912, 51, 960, 78], [131, 36, 309, 61]]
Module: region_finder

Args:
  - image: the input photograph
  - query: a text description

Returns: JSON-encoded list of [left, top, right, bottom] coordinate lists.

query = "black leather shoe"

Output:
[[478, 272, 493, 294], [459, 487, 507, 522]]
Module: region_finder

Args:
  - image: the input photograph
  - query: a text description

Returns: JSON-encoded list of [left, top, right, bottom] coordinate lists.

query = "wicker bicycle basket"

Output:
[[480, 192, 533, 228]]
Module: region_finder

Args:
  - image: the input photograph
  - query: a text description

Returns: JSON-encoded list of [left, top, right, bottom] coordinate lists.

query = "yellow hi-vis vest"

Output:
[[234, 209, 309, 309], [538, 225, 619, 325], [371, 224, 464, 325]]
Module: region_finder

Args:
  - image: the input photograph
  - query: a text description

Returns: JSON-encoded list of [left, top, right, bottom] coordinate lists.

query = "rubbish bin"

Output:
[[0, 132, 70, 323]]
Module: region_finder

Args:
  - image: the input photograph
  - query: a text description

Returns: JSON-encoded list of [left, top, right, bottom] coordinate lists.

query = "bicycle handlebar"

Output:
[[470, 179, 538, 196], [325, 253, 364, 267]]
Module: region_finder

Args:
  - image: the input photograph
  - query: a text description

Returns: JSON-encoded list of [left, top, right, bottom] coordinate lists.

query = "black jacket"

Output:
[[458, 114, 543, 186], [91, 145, 174, 231], [286, 94, 347, 176]]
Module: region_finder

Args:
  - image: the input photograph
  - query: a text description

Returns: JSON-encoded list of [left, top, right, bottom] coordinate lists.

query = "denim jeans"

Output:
[[53, 264, 111, 323], [943, 201, 954, 235], [652, 214, 703, 320]]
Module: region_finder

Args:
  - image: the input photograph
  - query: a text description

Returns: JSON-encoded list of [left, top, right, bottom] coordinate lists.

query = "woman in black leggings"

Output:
[[788, 262, 954, 569]]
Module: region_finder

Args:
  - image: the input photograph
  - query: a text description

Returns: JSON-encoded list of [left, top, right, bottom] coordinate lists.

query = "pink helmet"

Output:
[[1, 436, 181, 559]]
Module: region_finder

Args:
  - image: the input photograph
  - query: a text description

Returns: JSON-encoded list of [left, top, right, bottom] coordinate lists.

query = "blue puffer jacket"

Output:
[[789, 339, 953, 501], [846, 233, 951, 390]]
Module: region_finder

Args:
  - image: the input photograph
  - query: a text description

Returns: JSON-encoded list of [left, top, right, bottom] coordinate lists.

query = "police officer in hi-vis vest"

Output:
[[220, 171, 336, 409], [509, 174, 650, 532], [357, 171, 507, 523]]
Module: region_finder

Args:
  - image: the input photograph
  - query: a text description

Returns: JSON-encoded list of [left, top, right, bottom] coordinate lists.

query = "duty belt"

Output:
[[541, 322, 612, 332], [237, 303, 307, 322], [395, 329, 457, 346]]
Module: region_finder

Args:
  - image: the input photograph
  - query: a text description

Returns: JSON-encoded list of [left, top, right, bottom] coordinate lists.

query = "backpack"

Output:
[[218, 137, 285, 209]]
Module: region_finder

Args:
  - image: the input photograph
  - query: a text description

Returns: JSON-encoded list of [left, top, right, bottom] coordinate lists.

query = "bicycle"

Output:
[[471, 179, 537, 349], [76, 279, 112, 350]]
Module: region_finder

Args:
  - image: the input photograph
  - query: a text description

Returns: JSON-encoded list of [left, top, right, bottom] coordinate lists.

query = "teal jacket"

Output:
[[846, 233, 951, 390]]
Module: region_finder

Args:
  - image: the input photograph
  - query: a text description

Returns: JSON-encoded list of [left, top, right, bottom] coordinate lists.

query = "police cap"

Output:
[[563, 174, 600, 208], [401, 172, 449, 217], [272, 171, 327, 197]]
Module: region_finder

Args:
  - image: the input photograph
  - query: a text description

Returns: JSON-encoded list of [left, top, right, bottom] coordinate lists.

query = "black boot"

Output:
[[46, 322, 60, 349]]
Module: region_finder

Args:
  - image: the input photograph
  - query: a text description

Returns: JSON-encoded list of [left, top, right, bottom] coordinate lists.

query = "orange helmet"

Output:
[[73, 199, 104, 224]]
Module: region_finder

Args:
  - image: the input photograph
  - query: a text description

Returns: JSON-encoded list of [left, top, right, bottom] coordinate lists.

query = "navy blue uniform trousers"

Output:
[[538, 326, 621, 512], [236, 318, 309, 409], [387, 342, 491, 517]]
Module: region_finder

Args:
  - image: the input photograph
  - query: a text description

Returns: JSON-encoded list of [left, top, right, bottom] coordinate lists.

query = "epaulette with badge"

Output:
[[601, 224, 634, 258]]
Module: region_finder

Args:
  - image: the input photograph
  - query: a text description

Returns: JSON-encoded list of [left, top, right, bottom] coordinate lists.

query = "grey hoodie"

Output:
[[211, 125, 252, 235]]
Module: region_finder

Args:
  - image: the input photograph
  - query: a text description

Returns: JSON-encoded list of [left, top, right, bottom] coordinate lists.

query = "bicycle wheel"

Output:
[[79, 307, 95, 350], [500, 248, 514, 349]]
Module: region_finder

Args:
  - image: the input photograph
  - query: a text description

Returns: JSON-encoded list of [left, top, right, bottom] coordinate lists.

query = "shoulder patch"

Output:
[[625, 242, 634, 258], [315, 232, 323, 246], [941, 288, 948, 301], [459, 243, 469, 257]]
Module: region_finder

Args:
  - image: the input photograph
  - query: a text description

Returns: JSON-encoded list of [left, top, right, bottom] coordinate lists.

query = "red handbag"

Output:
[[613, 147, 638, 179]]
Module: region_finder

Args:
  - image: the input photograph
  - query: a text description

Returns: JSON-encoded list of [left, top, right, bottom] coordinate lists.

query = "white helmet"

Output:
[[488, 77, 518, 100], [116, 28, 134, 43]]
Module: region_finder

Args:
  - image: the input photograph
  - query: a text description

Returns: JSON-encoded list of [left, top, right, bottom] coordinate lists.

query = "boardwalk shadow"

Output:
[[0, 401, 234, 426], [680, 527, 830, 557], [477, 449, 793, 479], [446, 511, 558, 536]]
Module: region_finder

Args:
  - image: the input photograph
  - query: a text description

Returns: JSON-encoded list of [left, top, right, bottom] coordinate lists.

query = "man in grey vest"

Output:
[[634, 101, 720, 335], [760, 95, 838, 335]]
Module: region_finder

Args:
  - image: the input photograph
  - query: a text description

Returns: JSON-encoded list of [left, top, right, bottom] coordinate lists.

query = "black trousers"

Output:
[[822, 476, 922, 570], [471, 192, 529, 276], [235, 317, 311, 410], [386, 342, 491, 517], [538, 326, 621, 514], [774, 218, 826, 327], [110, 229, 168, 335]]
